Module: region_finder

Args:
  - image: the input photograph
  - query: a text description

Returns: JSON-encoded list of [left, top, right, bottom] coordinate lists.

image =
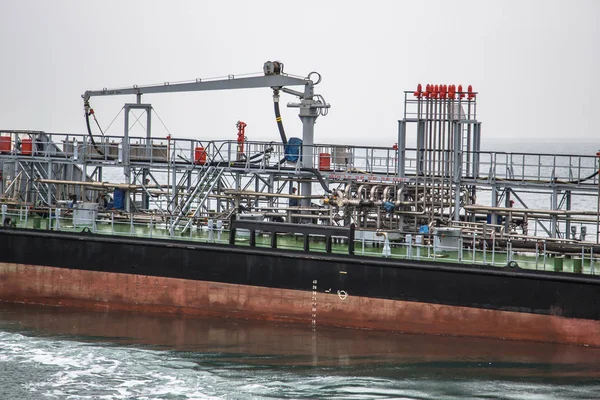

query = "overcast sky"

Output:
[[1, 1, 598, 150]]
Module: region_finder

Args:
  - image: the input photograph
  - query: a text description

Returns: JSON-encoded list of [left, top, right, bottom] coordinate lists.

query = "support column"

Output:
[[416, 120, 426, 176], [491, 184, 498, 228], [504, 189, 512, 233], [171, 162, 177, 215], [299, 114, 316, 208], [565, 190, 572, 239], [28, 162, 34, 204], [472, 122, 481, 178], [124, 103, 152, 211], [300, 100, 318, 207], [452, 122, 462, 222], [550, 186, 558, 238], [268, 175, 275, 210], [397, 120, 406, 178], [143, 105, 152, 210], [46, 160, 53, 204], [288, 81, 328, 210], [216, 178, 222, 214], [123, 107, 131, 185]]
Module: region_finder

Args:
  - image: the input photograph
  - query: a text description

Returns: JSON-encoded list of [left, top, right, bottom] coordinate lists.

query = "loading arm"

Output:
[[81, 61, 330, 207], [83, 65, 313, 103]]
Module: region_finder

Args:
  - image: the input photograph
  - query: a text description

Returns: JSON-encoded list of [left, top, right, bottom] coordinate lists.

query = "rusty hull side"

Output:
[[1, 262, 599, 347]]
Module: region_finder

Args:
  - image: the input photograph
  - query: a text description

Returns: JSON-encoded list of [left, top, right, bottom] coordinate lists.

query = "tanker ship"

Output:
[[1, 62, 599, 347]]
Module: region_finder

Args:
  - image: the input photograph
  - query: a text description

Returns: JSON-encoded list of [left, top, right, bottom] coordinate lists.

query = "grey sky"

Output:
[[1, 1, 598, 149]]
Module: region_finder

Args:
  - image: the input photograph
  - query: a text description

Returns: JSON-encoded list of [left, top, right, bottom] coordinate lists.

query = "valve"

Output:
[[236, 121, 247, 156]]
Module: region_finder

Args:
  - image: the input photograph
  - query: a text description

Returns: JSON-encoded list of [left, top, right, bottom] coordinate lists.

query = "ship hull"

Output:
[[1, 228, 599, 346]]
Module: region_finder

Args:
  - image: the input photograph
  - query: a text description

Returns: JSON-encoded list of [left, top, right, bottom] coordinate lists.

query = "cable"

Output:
[[153, 108, 173, 137], [103, 106, 124, 133], [92, 113, 105, 136]]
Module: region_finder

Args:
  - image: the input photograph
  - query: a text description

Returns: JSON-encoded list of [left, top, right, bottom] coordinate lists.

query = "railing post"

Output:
[[472, 231, 476, 264], [55, 208, 61, 231], [270, 231, 277, 249], [1, 204, 6, 227], [542, 240, 547, 270], [208, 219, 214, 242], [229, 213, 236, 245], [325, 235, 332, 253], [482, 227, 487, 264], [348, 223, 355, 255], [491, 234, 496, 266]]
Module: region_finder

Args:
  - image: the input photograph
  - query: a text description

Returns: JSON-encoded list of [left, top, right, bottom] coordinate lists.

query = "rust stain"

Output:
[[0, 262, 599, 347]]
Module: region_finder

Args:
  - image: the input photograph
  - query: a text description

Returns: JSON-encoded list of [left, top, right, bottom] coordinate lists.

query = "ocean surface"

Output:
[[1, 303, 600, 400]]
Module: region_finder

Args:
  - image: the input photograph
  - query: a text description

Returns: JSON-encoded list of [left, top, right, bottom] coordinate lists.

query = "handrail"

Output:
[[229, 217, 355, 255]]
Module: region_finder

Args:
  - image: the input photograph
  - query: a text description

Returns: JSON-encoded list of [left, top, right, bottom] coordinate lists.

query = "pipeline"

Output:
[[369, 185, 383, 202], [357, 185, 369, 200], [561, 169, 599, 185], [207, 161, 332, 194], [394, 187, 405, 206], [343, 185, 352, 199], [36, 178, 151, 191]]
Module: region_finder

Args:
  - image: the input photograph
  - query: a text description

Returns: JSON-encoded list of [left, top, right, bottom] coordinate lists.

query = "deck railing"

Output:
[[1, 131, 597, 186], [1, 204, 596, 275]]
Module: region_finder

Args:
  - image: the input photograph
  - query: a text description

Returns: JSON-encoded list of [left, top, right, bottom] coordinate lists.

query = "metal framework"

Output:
[[1, 72, 599, 250]]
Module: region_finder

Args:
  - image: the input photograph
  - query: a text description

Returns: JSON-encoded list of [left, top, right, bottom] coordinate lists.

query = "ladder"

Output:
[[170, 165, 224, 232]]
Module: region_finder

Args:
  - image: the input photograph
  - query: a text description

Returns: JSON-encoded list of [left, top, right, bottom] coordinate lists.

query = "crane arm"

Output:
[[82, 74, 311, 102]]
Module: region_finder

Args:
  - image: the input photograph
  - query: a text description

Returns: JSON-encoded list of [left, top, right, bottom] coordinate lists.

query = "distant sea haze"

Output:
[[481, 138, 599, 155]]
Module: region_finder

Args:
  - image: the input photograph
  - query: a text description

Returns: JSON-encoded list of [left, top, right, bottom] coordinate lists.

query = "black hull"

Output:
[[1, 227, 599, 346]]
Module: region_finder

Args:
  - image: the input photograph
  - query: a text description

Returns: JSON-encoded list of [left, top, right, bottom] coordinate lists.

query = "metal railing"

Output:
[[1, 204, 596, 275], [2, 131, 597, 186]]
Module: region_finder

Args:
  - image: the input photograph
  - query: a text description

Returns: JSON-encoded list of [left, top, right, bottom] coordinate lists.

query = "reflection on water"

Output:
[[1, 302, 599, 399]]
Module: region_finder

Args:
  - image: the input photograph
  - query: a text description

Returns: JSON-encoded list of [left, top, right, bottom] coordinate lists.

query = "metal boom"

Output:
[[81, 62, 330, 208]]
